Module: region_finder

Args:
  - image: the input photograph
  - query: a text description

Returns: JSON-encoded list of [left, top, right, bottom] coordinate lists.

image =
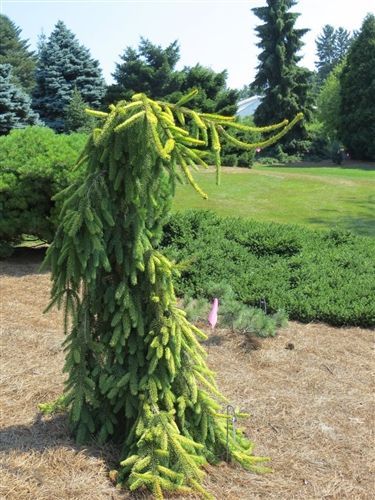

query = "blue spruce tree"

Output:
[[33, 21, 105, 131], [0, 63, 40, 134]]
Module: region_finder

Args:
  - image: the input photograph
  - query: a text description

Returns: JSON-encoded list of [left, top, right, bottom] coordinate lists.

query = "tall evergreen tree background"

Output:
[[106, 38, 238, 116], [0, 14, 37, 93], [33, 20, 106, 131], [315, 24, 352, 83], [106, 38, 183, 103], [334, 28, 353, 60], [0, 63, 40, 134], [251, 0, 313, 156], [0, 7, 373, 158], [339, 14, 375, 160], [178, 64, 238, 115]]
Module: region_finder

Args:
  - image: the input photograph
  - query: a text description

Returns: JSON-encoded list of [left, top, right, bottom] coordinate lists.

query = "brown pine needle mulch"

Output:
[[0, 249, 374, 499]]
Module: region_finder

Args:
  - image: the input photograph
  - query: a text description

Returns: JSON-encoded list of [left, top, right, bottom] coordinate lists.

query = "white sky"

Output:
[[1, 0, 374, 89]]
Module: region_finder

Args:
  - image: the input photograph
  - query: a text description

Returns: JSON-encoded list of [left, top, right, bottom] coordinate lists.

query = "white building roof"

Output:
[[236, 95, 263, 118]]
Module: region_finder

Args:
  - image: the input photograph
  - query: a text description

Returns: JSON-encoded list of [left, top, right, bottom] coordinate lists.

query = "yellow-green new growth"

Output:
[[43, 90, 301, 500], [87, 90, 302, 190]]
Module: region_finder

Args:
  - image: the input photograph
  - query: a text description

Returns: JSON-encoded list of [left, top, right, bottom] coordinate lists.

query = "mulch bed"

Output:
[[1, 251, 374, 499]]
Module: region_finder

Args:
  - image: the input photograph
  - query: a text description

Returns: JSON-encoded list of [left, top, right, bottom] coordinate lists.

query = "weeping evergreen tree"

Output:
[[42, 90, 302, 498]]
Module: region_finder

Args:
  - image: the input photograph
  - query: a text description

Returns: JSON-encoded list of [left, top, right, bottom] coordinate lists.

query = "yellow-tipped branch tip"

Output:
[[85, 108, 109, 118]]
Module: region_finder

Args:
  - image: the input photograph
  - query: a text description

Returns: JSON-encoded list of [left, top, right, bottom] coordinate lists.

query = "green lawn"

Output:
[[173, 165, 375, 236]]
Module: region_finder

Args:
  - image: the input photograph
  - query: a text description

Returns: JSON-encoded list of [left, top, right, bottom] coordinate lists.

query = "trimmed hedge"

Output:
[[0, 126, 86, 255], [161, 210, 375, 327]]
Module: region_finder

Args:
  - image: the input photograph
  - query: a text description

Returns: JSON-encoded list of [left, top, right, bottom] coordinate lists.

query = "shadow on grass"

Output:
[[308, 216, 375, 237], [279, 160, 375, 171], [307, 195, 375, 237], [0, 246, 48, 277]]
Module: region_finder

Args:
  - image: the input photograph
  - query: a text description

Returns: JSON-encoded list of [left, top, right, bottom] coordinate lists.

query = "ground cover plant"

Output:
[[161, 210, 375, 327], [42, 91, 302, 498]]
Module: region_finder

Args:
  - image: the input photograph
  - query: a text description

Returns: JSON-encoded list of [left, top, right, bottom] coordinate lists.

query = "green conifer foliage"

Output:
[[107, 38, 183, 104], [0, 14, 37, 93], [0, 64, 40, 134], [315, 25, 352, 84], [106, 38, 238, 116], [43, 90, 302, 498], [252, 0, 313, 155], [339, 14, 375, 160], [33, 20, 106, 131], [64, 88, 96, 133]]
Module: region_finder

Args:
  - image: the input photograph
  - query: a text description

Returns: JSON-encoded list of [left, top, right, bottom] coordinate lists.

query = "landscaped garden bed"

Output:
[[0, 251, 373, 499]]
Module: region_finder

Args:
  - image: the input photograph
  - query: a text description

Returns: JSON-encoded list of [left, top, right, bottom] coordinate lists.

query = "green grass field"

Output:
[[173, 165, 375, 236]]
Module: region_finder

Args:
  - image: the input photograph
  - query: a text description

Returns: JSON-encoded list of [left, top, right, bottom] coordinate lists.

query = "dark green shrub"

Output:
[[330, 140, 345, 164], [161, 211, 375, 327], [0, 126, 86, 248], [254, 156, 284, 165]]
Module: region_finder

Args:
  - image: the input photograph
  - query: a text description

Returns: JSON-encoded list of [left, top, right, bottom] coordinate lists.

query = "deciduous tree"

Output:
[[317, 61, 344, 141]]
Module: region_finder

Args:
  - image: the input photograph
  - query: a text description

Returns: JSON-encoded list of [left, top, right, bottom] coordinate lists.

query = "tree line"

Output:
[[0, 1, 374, 160]]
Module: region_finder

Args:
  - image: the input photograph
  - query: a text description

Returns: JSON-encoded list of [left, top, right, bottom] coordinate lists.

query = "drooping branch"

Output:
[[85, 90, 303, 187]]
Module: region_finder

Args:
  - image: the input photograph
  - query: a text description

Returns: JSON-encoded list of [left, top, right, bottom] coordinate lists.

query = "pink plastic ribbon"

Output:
[[208, 298, 219, 329]]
